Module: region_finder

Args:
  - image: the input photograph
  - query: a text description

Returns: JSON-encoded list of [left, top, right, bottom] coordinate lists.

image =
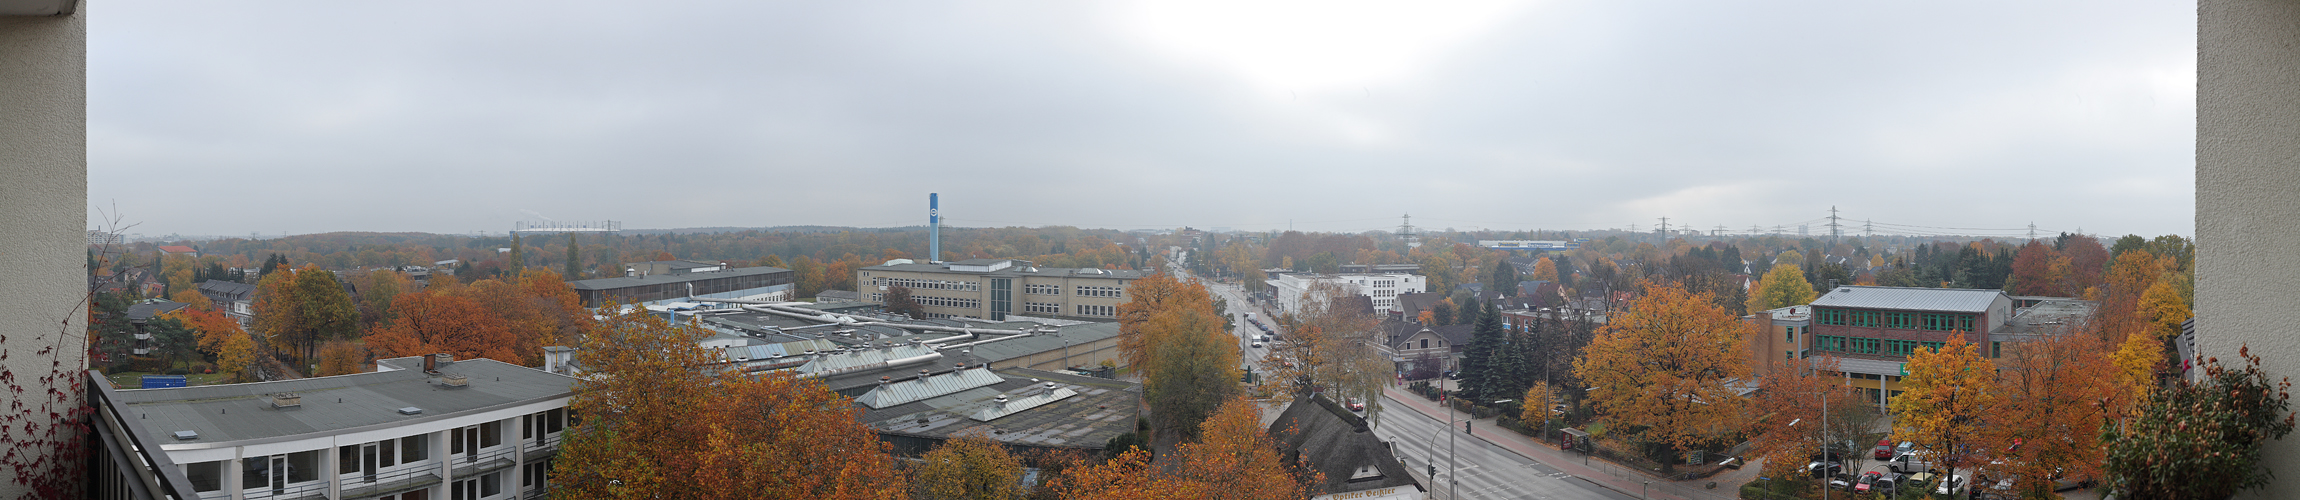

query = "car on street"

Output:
[[1853, 471, 1883, 493], [1873, 439, 1896, 460], [1346, 399, 1365, 411], [1251, 342, 1263, 348]]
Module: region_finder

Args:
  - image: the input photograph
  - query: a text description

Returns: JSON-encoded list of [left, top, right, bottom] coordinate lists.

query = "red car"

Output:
[[1854, 471, 1883, 493], [1873, 439, 1897, 460]]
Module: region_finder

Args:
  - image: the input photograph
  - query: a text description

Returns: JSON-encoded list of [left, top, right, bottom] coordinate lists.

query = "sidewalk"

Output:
[[1382, 384, 1745, 500]]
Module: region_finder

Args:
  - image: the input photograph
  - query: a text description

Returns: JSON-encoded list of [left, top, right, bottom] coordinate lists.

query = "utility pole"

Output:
[[1828, 206, 1842, 245], [1657, 217, 1670, 237], [2028, 222, 2038, 241], [1714, 225, 1726, 237]]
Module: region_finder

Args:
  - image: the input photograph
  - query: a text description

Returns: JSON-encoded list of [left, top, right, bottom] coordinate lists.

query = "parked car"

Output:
[[1805, 461, 1844, 479], [1905, 471, 1937, 491], [1716, 456, 1743, 469], [1935, 474, 1969, 496], [1873, 473, 1908, 496], [1873, 439, 1897, 460], [1346, 399, 1365, 411], [1854, 471, 1883, 493], [1894, 441, 1915, 457], [1251, 342, 1263, 348], [1827, 473, 1855, 491], [1889, 452, 1935, 474]]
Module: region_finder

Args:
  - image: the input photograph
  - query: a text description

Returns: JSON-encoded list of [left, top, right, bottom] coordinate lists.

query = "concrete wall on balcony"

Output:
[[2199, 0, 2300, 497], [0, 3, 88, 499]]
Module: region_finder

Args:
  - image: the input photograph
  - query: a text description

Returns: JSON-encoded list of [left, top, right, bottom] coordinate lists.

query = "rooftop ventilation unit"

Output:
[[442, 374, 469, 388], [172, 430, 199, 441], [398, 407, 424, 415], [270, 393, 302, 409]]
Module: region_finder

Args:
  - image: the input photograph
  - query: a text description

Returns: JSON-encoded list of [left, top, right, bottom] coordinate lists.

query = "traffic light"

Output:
[[1465, 421, 1473, 433], [1429, 464, 1437, 477]]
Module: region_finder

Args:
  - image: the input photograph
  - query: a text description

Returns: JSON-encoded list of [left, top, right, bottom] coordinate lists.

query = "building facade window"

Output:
[[1025, 302, 1061, 314], [1075, 286, 1123, 298], [1025, 284, 1061, 295], [1817, 308, 1846, 325], [915, 296, 983, 309], [1076, 304, 1116, 317], [872, 277, 982, 292]]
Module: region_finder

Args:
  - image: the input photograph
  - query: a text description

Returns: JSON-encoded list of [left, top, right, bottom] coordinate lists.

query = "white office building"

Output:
[[1268, 273, 1427, 316]]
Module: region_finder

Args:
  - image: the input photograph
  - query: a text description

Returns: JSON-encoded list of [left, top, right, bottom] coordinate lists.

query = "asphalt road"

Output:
[[1374, 393, 1638, 500]]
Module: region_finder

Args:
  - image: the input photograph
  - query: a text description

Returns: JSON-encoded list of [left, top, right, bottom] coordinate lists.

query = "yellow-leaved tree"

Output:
[[1746, 263, 1817, 314], [1531, 257, 1559, 283], [1116, 272, 1241, 443], [2135, 277, 2190, 342], [1574, 282, 1751, 466], [910, 436, 1025, 500], [1890, 335, 1998, 486]]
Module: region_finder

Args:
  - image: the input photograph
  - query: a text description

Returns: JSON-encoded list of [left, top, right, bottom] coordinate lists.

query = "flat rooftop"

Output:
[[108, 357, 575, 447], [569, 266, 791, 291], [861, 368, 1139, 451], [1808, 286, 2005, 313]]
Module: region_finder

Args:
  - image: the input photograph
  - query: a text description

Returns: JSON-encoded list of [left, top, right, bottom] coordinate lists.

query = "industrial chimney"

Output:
[[929, 193, 941, 263]]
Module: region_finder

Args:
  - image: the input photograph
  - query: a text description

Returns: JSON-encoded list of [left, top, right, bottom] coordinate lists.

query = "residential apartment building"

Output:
[[1268, 273, 1426, 316], [90, 355, 575, 500], [856, 259, 1145, 321], [197, 280, 259, 329]]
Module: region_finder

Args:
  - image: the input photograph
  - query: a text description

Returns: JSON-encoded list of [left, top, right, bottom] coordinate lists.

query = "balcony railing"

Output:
[[522, 432, 562, 454], [452, 445, 518, 477], [340, 461, 443, 499]]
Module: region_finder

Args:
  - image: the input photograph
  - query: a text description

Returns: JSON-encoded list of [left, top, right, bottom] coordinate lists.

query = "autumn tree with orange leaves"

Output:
[[364, 269, 586, 366], [1747, 356, 1864, 481], [1049, 396, 1320, 500], [170, 307, 256, 381], [553, 306, 903, 499], [1987, 328, 2116, 499], [1574, 282, 1751, 466]]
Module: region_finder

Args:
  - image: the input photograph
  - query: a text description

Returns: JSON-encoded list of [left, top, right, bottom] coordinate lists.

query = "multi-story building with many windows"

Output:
[[856, 259, 1146, 321], [90, 354, 574, 500], [1788, 286, 2013, 410], [1267, 273, 1426, 316]]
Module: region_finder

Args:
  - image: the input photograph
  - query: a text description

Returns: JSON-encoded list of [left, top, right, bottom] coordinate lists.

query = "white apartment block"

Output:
[[91, 354, 574, 500], [1268, 273, 1427, 316]]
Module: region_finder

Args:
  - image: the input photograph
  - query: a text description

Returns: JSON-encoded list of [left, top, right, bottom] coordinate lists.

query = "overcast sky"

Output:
[[90, 1, 2195, 240]]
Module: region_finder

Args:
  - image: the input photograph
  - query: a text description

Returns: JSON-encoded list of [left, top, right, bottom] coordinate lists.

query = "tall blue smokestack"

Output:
[[929, 193, 940, 263]]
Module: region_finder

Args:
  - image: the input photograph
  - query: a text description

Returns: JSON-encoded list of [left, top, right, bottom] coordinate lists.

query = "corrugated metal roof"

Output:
[[970, 387, 1079, 421], [793, 344, 941, 377], [717, 339, 843, 363], [1807, 286, 2003, 313], [856, 368, 1004, 409]]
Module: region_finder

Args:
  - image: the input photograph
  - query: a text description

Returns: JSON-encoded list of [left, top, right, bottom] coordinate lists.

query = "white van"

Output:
[[1889, 452, 1934, 474]]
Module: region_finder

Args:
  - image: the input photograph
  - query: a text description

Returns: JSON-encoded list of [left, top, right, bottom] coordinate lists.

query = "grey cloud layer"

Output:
[[90, 1, 2193, 238]]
